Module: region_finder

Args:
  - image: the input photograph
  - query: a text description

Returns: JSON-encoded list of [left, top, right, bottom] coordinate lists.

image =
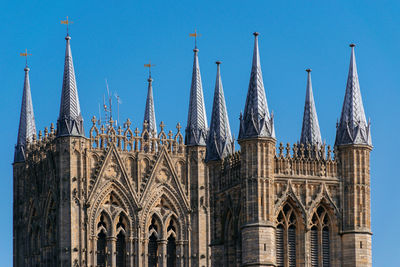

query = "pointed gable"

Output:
[[57, 35, 84, 137], [143, 77, 157, 135], [14, 66, 36, 162], [206, 62, 233, 162], [239, 32, 275, 140], [335, 44, 371, 146], [300, 69, 322, 146], [185, 47, 208, 146]]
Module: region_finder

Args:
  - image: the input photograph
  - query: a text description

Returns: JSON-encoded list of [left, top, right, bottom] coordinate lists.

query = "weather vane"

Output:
[[144, 60, 155, 78], [189, 29, 201, 49], [20, 48, 32, 67], [61, 16, 73, 35]]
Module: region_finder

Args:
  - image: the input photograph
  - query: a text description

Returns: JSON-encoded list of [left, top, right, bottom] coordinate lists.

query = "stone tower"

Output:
[[335, 44, 372, 267], [13, 31, 372, 267]]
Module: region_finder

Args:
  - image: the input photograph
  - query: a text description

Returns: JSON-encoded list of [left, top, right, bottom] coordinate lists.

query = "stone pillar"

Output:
[[239, 138, 276, 267], [339, 145, 372, 267], [158, 239, 167, 267], [107, 236, 116, 267]]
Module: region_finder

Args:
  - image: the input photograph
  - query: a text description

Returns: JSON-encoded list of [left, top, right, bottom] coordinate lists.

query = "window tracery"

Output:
[[310, 205, 331, 267], [276, 203, 298, 267]]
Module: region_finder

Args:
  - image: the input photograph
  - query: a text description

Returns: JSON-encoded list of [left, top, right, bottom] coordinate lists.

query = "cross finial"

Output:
[[20, 48, 32, 68], [189, 29, 201, 50], [144, 60, 155, 79], [61, 16, 73, 36]]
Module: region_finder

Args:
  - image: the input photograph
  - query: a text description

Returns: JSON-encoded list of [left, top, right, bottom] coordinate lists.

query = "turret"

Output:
[[56, 34, 84, 137], [238, 32, 276, 266], [336, 44, 372, 267], [300, 69, 322, 146], [185, 38, 211, 266], [14, 65, 36, 163]]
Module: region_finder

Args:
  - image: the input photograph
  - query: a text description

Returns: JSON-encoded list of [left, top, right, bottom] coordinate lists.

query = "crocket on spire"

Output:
[[185, 40, 208, 146], [300, 69, 322, 146], [57, 34, 84, 136], [206, 61, 233, 162], [14, 65, 36, 162], [239, 32, 275, 140], [335, 44, 371, 146], [143, 73, 157, 135]]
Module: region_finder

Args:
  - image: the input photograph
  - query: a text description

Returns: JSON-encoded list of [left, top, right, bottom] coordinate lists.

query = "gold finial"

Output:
[[20, 48, 32, 68], [144, 60, 155, 78], [189, 29, 201, 49], [61, 16, 73, 35]]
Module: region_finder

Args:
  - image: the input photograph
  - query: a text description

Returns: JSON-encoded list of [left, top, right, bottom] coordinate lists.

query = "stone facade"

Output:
[[13, 32, 372, 267]]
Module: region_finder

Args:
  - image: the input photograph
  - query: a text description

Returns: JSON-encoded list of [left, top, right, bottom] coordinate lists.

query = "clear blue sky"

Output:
[[1, 0, 399, 265]]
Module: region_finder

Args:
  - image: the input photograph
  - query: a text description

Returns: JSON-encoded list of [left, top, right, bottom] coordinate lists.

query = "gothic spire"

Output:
[[185, 46, 208, 146], [14, 66, 36, 163], [57, 34, 84, 136], [335, 44, 371, 146], [206, 62, 233, 162], [300, 69, 322, 146], [239, 32, 275, 140], [143, 75, 157, 135]]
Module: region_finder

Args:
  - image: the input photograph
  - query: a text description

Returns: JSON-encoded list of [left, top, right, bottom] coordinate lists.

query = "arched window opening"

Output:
[[167, 235, 176, 267], [275, 203, 298, 267], [149, 217, 158, 232], [310, 226, 319, 267], [116, 232, 126, 267], [97, 214, 107, 229], [148, 233, 158, 267], [310, 205, 331, 267], [167, 219, 176, 233], [97, 231, 107, 267], [276, 224, 284, 267], [322, 227, 330, 267]]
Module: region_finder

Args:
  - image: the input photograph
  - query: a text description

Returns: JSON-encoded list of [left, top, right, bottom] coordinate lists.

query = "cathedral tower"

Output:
[[238, 32, 276, 267], [185, 43, 211, 267], [335, 44, 372, 267]]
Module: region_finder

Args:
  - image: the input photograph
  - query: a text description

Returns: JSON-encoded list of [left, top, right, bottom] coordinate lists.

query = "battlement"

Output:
[[89, 116, 185, 154], [275, 142, 338, 178]]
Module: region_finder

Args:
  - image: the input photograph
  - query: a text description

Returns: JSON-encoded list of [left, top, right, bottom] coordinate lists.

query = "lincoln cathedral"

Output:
[[13, 31, 372, 267]]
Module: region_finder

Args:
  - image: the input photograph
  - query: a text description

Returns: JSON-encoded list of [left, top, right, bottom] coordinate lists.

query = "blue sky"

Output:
[[1, 0, 399, 265]]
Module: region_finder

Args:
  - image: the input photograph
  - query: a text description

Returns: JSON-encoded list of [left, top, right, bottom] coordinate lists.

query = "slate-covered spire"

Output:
[[206, 62, 233, 162], [185, 46, 208, 146], [335, 44, 371, 146], [300, 69, 322, 146], [14, 66, 37, 163], [57, 34, 84, 136], [143, 75, 157, 135], [239, 32, 275, 140]]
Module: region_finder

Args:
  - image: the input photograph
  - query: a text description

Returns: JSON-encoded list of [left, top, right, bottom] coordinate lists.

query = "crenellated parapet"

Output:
[[275, 142, 338, 178], [89, 116, 185, 155]]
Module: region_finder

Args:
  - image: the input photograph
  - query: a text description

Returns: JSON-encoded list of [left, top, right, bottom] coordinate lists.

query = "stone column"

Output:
[[158, 239, 167, 267], [107, 236, 117, 267]]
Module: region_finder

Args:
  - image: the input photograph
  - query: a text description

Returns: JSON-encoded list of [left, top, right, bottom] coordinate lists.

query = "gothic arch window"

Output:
[[310, 205, 331, 267], [96, 213, 110, 267], [116, 232, 126, 267], [167, 218, 177, 267], [148, 215, 161, 267], [115, 213, 128, 267], [97, 231, 107, 267], [224, 212, 239, 267], [276, 203, 298, 267]]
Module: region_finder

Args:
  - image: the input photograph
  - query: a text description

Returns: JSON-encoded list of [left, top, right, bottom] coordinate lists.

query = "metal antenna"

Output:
[[20, 48, 32, 67], [114, 93, 122, 127], [103, 79, 113, 126], [61, 16, 73, 36]]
